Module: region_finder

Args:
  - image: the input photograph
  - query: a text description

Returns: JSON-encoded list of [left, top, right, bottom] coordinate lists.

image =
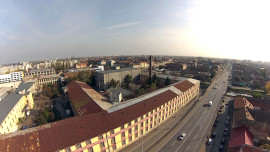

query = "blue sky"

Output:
[[1, 0, 270, 64]]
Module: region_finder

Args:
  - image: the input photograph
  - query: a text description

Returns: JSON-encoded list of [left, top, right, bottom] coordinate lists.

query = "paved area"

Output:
[[206, 96, 233, 152], [120, 95, 199, 152], [122, 64, 231, 152]]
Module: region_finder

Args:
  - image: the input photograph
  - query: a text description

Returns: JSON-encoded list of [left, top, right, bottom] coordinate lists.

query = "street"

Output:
[[122, 64, 231, 152]]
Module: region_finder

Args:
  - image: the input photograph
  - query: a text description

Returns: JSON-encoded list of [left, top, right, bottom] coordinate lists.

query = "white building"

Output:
[[0, 72, 23, 84]]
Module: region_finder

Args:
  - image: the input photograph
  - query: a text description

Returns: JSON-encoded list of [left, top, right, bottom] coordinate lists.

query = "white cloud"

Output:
[[106, 21, 140, 30]]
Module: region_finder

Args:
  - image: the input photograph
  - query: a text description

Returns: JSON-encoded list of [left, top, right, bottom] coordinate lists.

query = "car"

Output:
[[207, 138, 213, 145], [221, 138, 226, 144], [177, 133, 186, 141], [211, 132, 217, 138], [224, 128, 229, 132]]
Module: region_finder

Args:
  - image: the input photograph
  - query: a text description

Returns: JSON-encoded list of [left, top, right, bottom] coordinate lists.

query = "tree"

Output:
[[152, 74, 157, 83], [265, 81, 270, 94], [110, 79, 117, 88], [124, 75, 132, 88], [165, 77, 171, 85]]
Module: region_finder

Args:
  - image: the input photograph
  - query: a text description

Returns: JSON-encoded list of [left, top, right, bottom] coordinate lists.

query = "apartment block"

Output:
[[0, 71, 24, 84], [0, 82, 34, 134]]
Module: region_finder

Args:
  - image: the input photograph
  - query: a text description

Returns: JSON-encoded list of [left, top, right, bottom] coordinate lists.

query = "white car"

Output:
[[209, 101, 213, 106], [177, 133, 186, 141]]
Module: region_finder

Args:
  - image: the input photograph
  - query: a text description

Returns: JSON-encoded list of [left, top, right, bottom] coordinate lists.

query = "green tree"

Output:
[[124, 75, 132, 88], [110, 79, 117, 88], [165, 77, 171, 85]]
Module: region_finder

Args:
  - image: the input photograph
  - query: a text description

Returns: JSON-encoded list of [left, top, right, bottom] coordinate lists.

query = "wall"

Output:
[[59, 82, 200, 152], [0, 93, 34, 134]]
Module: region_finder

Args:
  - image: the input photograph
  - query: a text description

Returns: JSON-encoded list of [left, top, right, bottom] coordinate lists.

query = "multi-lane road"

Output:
[[159, 65, 231, 152], [122, 64, 231, 152]]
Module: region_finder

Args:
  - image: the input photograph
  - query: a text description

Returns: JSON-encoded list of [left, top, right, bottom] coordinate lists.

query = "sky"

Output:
[[0, 0, 270, 64]]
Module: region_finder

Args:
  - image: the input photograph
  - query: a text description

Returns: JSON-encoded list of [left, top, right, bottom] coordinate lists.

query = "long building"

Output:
[[95, 68, 142, 89], [0, 82, 35, 134], [0, 71, 24, 84], [0, 78, 200, 152]]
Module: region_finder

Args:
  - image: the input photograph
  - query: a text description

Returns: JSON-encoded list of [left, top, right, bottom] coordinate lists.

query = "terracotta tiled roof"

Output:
[[233, 108, 254, 128], [228, 144, 268, 152], [229, 127, 254, 148], [173, 80, 194, 92], [234, 97, 254, 110], [0, 90, 178, 152], [67, 81, 106, 115]]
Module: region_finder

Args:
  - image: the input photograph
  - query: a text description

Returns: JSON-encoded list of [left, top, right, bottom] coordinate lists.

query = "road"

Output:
[[121, 64, 231, 152], [158, 64, 231, 152]]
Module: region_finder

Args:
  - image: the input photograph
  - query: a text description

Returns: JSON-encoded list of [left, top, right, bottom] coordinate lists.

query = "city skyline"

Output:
[[1, 0, 270, 64]]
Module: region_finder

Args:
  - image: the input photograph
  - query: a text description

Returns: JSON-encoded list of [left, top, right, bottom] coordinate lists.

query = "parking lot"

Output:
[[206, 96, 233, 152]]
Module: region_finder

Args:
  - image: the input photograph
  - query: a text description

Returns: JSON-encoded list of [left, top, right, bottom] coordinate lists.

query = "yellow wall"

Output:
[[0, 93, 34, 134], [59, 84, 200, 152]]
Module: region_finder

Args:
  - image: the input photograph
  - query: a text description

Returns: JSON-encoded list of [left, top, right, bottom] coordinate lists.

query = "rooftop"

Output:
[[229, 144, 268, 152], [0, 79, 197, 152], [67, 81, 111, 116], [0, 81, 34, 124], [229, 127, 254, 148], [234, 97, 254, 110], [96, 67, 139, 74]]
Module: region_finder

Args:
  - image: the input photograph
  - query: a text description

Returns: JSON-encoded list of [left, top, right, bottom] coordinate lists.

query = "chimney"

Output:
[[149, 55, 152, 83]]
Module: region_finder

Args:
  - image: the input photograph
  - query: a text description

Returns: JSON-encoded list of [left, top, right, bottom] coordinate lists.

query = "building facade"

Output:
[[36, 75, 59, 86], [24, 69, 56, 78], [59, 79, 199, 152], [0, 82, 34, 134], [95, 68, 142, 89], [0, 71, 24, 84], [0, 79, 200, 152]]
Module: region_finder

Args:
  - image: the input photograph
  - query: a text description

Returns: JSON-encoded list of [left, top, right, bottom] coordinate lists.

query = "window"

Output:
[[110, 130, 114, 135], [140, 122, 143, 127], [122, 139, 126, 145], [129, 136, 132, 142], [112, 144, 117, 150], [100, 142, 105, 148], [135, 125, 138, 130], [76, 144, 81, 149], [122, 132, 125, 137], [111, 137, 116, 144], [135, 132, 138, 138], [88, 147, 93, 152]]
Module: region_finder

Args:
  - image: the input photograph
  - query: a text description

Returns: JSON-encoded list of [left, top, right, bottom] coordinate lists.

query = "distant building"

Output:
[[99, 60, 106, 65], [24, 69, 56, 78], [232, 97, 255, 128], [0, 72, 24, 84], [0, 82, 35, 134], [108, 60, 116, 67], [36, 75, 59, 87], [95, 68, 142, 89], [75, 63, 88, 69]]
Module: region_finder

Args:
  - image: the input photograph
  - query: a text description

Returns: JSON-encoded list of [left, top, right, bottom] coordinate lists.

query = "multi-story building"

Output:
[[0, 78, 200, 152], [36, 75, 59, 87], [24, 69, 56, 78], [95, 68, 142, 89], [0, 71, 24, 84], [0, 82, 34, 134]]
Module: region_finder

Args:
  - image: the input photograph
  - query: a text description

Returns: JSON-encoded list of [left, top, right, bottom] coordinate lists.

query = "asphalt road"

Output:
[[121, 64, 231, 152], [158, 65, 231, 152]]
